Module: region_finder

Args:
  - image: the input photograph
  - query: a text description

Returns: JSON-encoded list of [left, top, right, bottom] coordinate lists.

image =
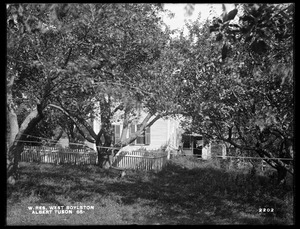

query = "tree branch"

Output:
[[234, 122, 247, 144], [117, 113, 153, 147], [56, 98, 98, 139], [7, 72, 15, 90], [112, 104, 124, 114], [48, 104, 96, 143], [218, 135, 293, 175], [63, 47, 73, 67], [146, 114, 162, 128]]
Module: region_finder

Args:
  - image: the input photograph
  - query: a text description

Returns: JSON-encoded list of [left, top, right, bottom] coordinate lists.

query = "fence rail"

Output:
[[170, 153, 294, 173], [22, 145, 94, 153]]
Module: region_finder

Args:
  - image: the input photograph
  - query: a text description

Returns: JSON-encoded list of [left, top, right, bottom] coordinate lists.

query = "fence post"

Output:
[[261, 160, 266, 172], [221, 144, 227, 159]]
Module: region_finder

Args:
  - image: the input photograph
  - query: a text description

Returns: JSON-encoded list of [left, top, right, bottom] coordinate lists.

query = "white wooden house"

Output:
[[91, 110, 212, 159], [92, 111, 182, 153]]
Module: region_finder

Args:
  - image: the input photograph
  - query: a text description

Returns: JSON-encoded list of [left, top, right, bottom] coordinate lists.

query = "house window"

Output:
[[129, 124, 150, 145], [136, 124, 144, 144], [136, 124, 146, 144]]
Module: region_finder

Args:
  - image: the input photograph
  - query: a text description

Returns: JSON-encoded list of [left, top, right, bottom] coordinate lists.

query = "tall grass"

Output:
[[7, 159, 294, 225], [168, 156, 293, 223]]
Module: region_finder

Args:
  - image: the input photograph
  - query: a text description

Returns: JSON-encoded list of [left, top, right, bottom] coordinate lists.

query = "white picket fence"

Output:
[[112, 151, 168, 171], [20, 146, 168, 171], [20, 146, 97, 165]]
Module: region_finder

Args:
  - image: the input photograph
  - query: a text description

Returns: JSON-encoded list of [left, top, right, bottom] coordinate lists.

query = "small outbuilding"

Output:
[[180, 133, 211, 159]]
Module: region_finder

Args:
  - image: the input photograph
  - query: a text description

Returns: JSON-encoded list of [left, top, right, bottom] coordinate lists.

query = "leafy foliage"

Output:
[[174, 4, 294, 181], [7, 3, 184, 171]]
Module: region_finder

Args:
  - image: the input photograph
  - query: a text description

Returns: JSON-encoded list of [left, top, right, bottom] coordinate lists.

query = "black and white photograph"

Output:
[[6, 3, 294, 225]]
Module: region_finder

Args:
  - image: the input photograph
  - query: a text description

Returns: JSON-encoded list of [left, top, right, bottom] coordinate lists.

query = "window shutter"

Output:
[[112, 124, 115, 144], [145, 127, 151, 145], [136, 124, 145, 145], [115, 125, 120, 144], [129, 124, 136, 145]]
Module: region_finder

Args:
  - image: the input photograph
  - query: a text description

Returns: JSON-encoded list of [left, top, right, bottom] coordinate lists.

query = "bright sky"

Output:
[[163, 4, 235, 35]]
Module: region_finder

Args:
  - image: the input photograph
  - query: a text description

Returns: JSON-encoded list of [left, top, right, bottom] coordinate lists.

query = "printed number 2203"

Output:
[[259, 208, 274, 213]]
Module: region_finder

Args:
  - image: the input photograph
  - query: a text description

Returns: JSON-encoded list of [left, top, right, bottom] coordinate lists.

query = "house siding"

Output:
[[57, 137, 69, 148], [149, 118, 169, 148], [167, 118, 181, 150], [90, 110, 182, 152], [120, 117, 180, 152]]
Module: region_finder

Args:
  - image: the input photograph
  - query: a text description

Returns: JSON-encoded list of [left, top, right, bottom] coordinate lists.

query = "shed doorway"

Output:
[[181, 134, 203, 157]]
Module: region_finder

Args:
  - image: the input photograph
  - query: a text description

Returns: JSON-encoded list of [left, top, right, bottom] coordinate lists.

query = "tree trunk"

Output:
[[98, 152, 110, 169], [96, 142, 111, 169], [7, 143, 24, 183], [276, 166, 287, 185], [53, 128, 64, 145], [96, 97, 113, 168], [95, 128, 112, 169], [8, 110, 19, 148], [98, 130, 113, 169], [7, 107, 44, 183]]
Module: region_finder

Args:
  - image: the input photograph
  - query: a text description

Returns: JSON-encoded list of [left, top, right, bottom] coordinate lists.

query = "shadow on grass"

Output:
[[7, 160, 293, 225], [7, 163, 108, 204], [103, 160, 293, 225]]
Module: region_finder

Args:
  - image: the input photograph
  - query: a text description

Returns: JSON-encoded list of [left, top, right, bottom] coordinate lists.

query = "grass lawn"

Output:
[[6, 157, 294, 225]]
